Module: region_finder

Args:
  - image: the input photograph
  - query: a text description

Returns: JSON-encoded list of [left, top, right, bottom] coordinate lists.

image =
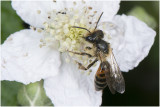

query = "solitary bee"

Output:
[[69, 12, 125, 94]]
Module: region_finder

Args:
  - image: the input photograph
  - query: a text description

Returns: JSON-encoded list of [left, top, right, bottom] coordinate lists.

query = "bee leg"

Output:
[[68, 50, 93, 57], [76, 62, 88, 70], [77, 58, 98, 70], [86, 58, 98, 69]]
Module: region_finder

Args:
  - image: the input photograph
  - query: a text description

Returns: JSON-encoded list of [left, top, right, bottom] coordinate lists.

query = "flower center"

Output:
[[34, 1, 113, 74], [42, 8, 96, 52]]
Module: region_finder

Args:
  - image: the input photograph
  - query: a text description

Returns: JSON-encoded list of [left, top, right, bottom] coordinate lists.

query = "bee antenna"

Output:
[[71, 26, 91, 33], [94, 12, 103, 31]]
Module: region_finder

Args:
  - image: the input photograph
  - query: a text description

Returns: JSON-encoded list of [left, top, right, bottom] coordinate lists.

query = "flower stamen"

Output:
[[34, 4, 111, 73]]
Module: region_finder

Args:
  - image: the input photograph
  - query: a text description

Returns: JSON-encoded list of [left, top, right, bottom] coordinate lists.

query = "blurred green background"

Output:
[[1, 1, 159, 106]]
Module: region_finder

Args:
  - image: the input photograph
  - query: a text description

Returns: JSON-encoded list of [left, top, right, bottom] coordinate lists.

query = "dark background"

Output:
[[1, 1, 159, 106]]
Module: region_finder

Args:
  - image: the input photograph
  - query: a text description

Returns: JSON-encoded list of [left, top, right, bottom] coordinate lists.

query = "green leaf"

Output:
[[1, 1, 25, 105], [17, 80, 53, 106], [1, 81, 22, 106], [1, 1, 24, 44], [127, 6, 157, 29]]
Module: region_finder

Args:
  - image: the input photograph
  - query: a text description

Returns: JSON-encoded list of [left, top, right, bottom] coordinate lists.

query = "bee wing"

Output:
[[107, 50, 125, 94], [98, 60, 116, 94]]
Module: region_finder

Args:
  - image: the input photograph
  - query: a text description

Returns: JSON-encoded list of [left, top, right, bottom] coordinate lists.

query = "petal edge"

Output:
[[1, 29, 61, 84]]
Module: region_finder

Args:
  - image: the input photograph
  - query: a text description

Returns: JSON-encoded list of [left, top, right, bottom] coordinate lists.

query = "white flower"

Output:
[[1, 0, 156, 106]]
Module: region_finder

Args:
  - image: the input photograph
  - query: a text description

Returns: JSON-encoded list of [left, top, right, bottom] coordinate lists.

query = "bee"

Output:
[[69, 12, 125, 94]]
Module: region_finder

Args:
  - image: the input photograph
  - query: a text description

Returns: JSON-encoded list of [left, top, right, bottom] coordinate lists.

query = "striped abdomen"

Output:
[[94, 63, 107, 91]]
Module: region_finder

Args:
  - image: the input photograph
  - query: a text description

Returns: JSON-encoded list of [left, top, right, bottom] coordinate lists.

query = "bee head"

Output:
[[85, 30, 104, 43]]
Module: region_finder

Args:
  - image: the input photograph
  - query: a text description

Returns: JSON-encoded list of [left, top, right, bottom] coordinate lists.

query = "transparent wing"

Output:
[[107, 50, 125, 94]]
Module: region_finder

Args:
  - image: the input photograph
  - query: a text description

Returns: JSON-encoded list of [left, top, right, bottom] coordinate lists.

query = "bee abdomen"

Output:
[[94, 74, 107, 91]]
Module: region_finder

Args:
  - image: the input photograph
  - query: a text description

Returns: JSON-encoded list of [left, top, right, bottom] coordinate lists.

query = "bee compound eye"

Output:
[[86, 36, 94, 42], [88, 36, 92, 40]]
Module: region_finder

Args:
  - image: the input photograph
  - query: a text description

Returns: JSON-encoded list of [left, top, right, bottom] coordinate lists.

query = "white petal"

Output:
[[64, 0, 120, 21], [12, 0, 120, 28], [12, 1, 65, 28], [91, 0, 120, 21], [108, 14, 156, 72], [44, 53, 102, 106], [1, 29, 61, 84]]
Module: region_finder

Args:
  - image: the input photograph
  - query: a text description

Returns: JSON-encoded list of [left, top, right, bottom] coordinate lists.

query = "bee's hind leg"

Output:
[[76, 58, 98, 70]]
